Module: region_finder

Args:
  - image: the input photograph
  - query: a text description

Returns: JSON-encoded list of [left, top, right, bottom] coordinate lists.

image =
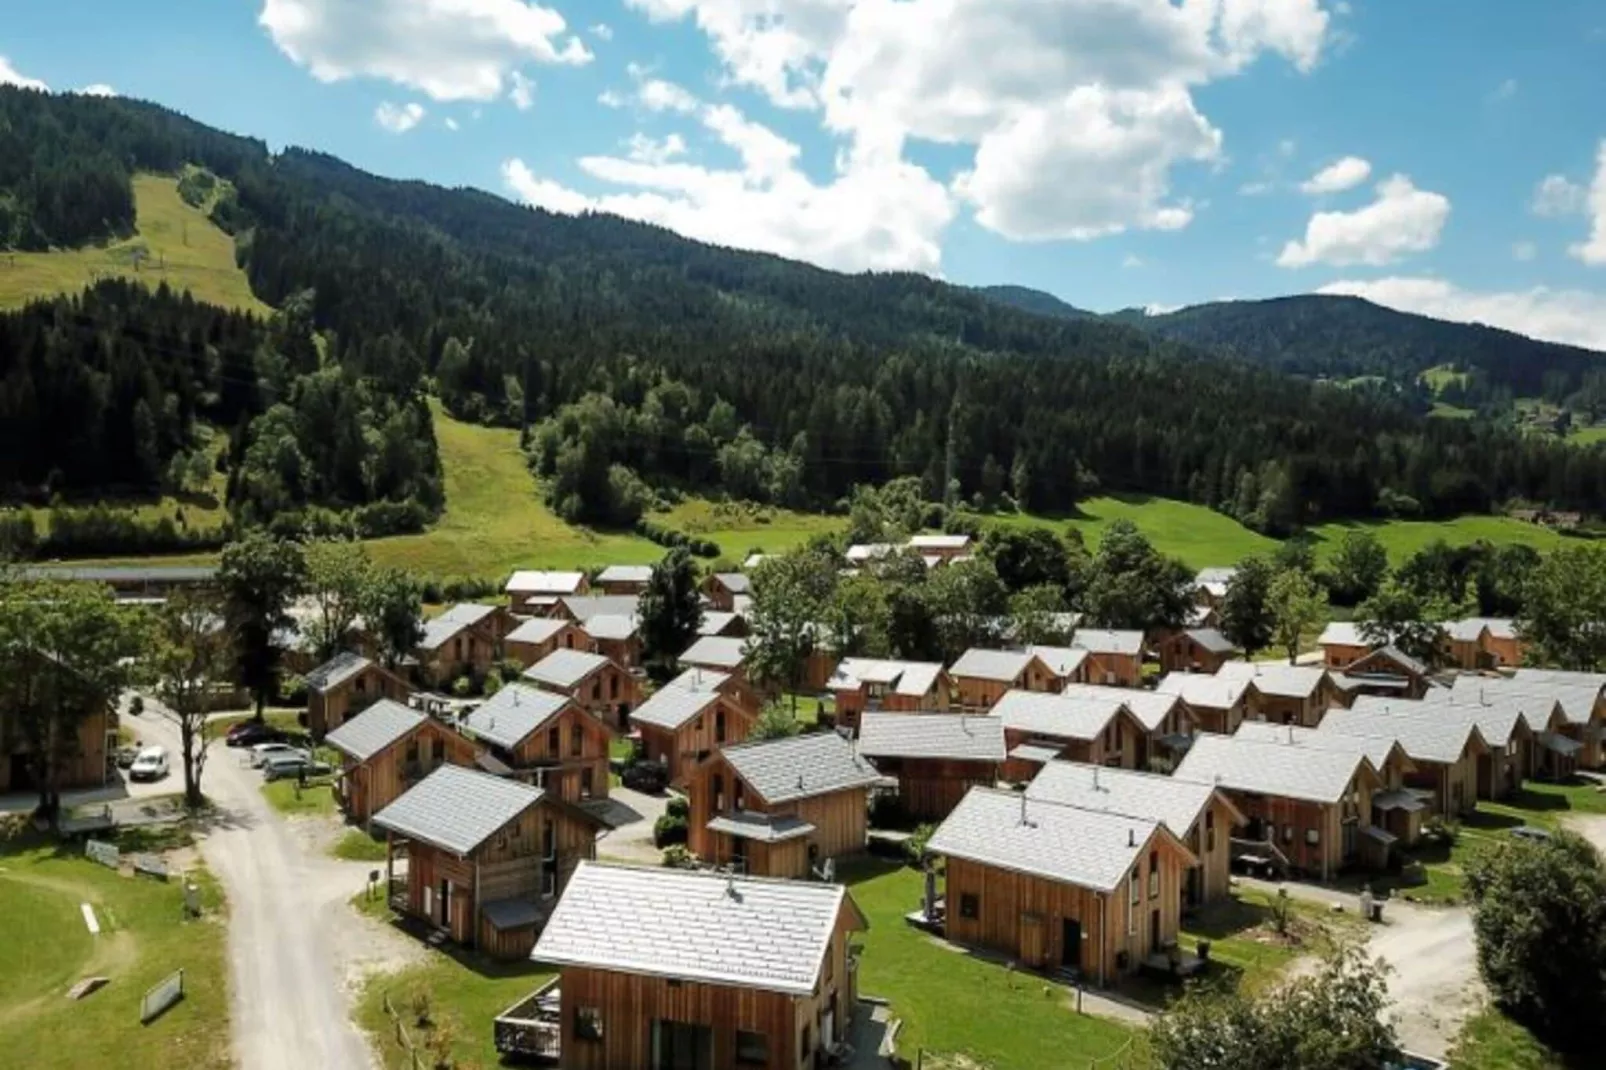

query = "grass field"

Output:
[[261, 777, 337, 816], [1448, 1006, 1576, 1069], [0, 173, 270, 317], [0, 834, 229, 1068], [1569, 424, 1606, 445], [1421, 365, 1469, 393]]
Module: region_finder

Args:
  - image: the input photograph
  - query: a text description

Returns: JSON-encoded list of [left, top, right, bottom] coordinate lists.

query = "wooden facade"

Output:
[[491, 704, 616, 804], [0, 702, 113, 793], [542, 660, 644, 734], [506, 620, 593, 670], [701, 574, 748, 613], [1079, 651, 1143, 689], [551, 909, 860, 1070], [308, 662, 412, 737], [1156, 633, 1236, 675], [685, 757, 870, 879], [873, 756, 997, 821], [940, 835, 1191, 985], [1226, 767, 1380, 881], [388, 798, 600, 959], [635, 695, 757, 786], [831, 671, 952, 733], [952, 656, 1057, 713], [1343, 648, 1430, 700], [1243, 677, 1341, 728], [417, 607, 514, 687], [999, 711, 1144, 783], [1321, 641, 1371, 670], [336, 718, 478, 827]]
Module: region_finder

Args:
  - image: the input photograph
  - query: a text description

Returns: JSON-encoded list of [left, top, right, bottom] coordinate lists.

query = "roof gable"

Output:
[[461, 684, 574, 748], [371, 764, 546, 855], [506, 617, 572, 645], [523, 648, 611, 689], [1026, 760, 1231, 837], [630, 685, 724, 732], [418, 603, 498, 651], [857, 712, 1006, 762], [989, 689, 1131, 740], [324, 698, 429, 762], [680, 635, 748, 670], [506, 570, 586, 595], [305, 650, 372, 693], [1057, 683, 1181, 733], [1174, 733, 1374, 804], [948, 648, 1035, 683], [1316, 707, 1488, 765], [721, 732, 882, 803]]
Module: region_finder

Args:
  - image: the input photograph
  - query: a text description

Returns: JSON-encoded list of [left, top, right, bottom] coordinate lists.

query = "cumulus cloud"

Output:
[[1532, 173, 1587, 217], [590, 23, 614, 40], [1570, 141, 1606, 266], [508, 70, 536, 109], [1299, 155, 1370, 195], [374, 100, 425, 133], [78, 83, 117, 97], [502, 91, 954, 273], [0, 55, 48, 91], [1318, 277, 1606, 352], [259, 0, 589, 102], [1277, 174, 1450, 268]]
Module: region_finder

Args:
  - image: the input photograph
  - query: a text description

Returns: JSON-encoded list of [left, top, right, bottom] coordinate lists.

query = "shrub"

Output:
[[653, 808, 688, 848], [661, 845, 696, 869], [905, 823, 936, 865]]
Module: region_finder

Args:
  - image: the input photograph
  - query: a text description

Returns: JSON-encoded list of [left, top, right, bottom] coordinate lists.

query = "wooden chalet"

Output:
[[324, 698, 478, 827], [948, 648, 1060, 712], [415, 603, 513, 687], [1443, 618, 1525, 670], [1175, 733, 1386, 881], [1058, 683, 1195, 769], [685, 732, 881, 878], [0, 660, 115, 794], [1026, 760, 1244, 907], [550, 594, 643, 626], [1154, 672, 1250, 736], [1317, 704, 1489, 815], [828, 658, 951, 733], [630, 679, 757, 786], [1479, 669, 1606, 768], [1234, 722, 1425, 847], [594, 565, 653, 596], [1026, 644, 1092, 689], [927, 787, 1197, 985], [1337, 645, 1431, 701], [906, 533, 972, 563], [1216, 662, 1343, 727], [461, 684, 613, 803], [1156, 628, 1239, 675], [530, 863, 866, 1070], [580, 614, 642, 673], [305, 651, 413, 737], [989, 690, 1148, 781], [1443, 679, 1577, 779], [696, 610, 750, 639], [505, 616, 593, 670], [373, 764, 604, 958], [678, 636, 761, 710], [856, 712, 1006, 821], [1193, 567, 1236, 609], [702, 572, 751, 613], [506, 570, 590, 614], [523, 649, 643, 733], [1070, 630, 1145, 688], [1316, 622, 1373, 670]]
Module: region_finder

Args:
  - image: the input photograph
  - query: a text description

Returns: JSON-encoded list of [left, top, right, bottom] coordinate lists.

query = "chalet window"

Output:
[[1283, 825, 1294, 844], [1148, 850, 1160, 899], [570, 725, 583, 757], [1306, 828, 1320, 846], [734, 782, 746, 811], [548, 726, 561, 754], [581, 767, 594, 799], [591, 679, 602, 701], [825, 939, 834, 980], [713, 774, 725, 811], [736, 1030, 768, 1066], [1104, 724, 1115, 749], [715, 709, 727, 743], [405, 738, 420, 765], [543, 820, 556, 860], [610, 674, 620, 699], [1205, 810, 1216, 853], [1129, 869, 1140, 907], [959, 893, 979, 920], [574, 1007, 603, 1041]]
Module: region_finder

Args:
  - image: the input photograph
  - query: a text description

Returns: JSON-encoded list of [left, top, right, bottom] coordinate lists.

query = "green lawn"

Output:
[[354, 927, 553, 1070], [332, 829, 389, 862], [260, 777, 337, 816], [1307, 513, 1567, 565], [1449, 1006, 1576, 1070], [661, 499, 842, 561], [0, 834, 229, 1069], [844, 860, 1138, 1069], [1430, 402, 1476, 420], [209, 709, 308, 740], [0, 173, 270, 317], [1421, 365, 1470, 392], [987, 496, 1280, 571], [1569, 424, 1606, 446]]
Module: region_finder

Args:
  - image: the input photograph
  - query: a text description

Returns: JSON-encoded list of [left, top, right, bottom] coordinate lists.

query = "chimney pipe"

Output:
[[1128, 827, 1136, 847]]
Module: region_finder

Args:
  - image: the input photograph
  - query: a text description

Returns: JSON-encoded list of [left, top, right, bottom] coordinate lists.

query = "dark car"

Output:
[[226, 721, 287, 748], [621, 761, 668, 795]]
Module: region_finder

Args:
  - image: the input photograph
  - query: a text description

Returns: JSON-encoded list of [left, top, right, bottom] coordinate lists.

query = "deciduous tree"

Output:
[[1268, 567, 1327, 665], [1519, 546, 1606, 670], [362, 567, 424, 670], [1219, 556, 1275, 658], [639, 548, 704, 681], [303, 539, 374, 662], [1324, 529, 1389, 605], [154, 590, 231, 809], [747, 550, 837, 709], [219, 531, 306, 720]]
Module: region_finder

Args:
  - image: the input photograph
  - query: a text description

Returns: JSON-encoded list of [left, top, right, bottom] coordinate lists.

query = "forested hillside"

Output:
[[3, 86, 1606, 547]]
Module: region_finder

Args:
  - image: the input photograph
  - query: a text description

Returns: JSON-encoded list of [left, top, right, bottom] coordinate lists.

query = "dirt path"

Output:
[[137, 700, 385, 1070], [1561, 812, 1606, 855], [1366, 901, 1480, 1059]]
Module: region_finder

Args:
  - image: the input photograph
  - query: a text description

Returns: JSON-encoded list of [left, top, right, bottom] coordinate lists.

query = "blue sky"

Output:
[[4, 1, 1606, 347]]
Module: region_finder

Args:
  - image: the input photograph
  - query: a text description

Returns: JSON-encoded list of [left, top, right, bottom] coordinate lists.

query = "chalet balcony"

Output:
[[494, 977, 561, 1063]]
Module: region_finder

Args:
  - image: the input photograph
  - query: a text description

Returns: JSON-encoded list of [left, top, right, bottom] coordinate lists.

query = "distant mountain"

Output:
[[972, 285, 1093, 321]]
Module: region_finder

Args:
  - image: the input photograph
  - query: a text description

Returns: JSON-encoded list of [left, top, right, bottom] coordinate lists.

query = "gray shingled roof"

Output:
[[1234, 720, 1405, 774], [1008, 742, 1064, 764], [1027, 761, 1225, 838], [418, 603, 497, 652], [1174, 733, 1373, 804], [305, 651, 372, 693], [1452, 673, 1600, 727], [856, 712, 1006, 762], [558, 594, 642, 622], [705, 812, 816, 843], [989, 689, 1127, 740], [1057, 684, 1181, 733], [1071, 629, 1145, 657], [698, 611, 742, 636], [372, 764, 546, 855], [506, 570, 586, 595], [1217, 660, 1329, 699], [1316, 707, 1488, 765], [1318, 621, 1369, 647], [665, 666, 732, 693], [523, 648, 610, 690], [680, 635, 748, 669], [461, 684, 573, 748], [1349, 644, 1429, 678], [506, 617, 570, 645], [1186, 629, 1239, 655], [1155, 671, 1249, 710], [928, 787, 1171, 894], [1429, 687, 1561, 734], [597, 565, 653, 584], [908, 534, 971, 550], [582, 614, 638, 642], [532, 862, 853, 995], [1027, 644, 1089, 678], [829, 658, 945, 697], [722, 732, 882, 804], [948, 648, 1034, 683], [1444, 617, 1521, 643], [712, 572, 751, 595], [630, 685, 721, 732], [324, 699, 429, 762], [1352, 692, 1522, 748]]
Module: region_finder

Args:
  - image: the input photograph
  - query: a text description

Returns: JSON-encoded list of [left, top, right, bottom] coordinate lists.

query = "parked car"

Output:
[[115, 745, 141, 769], [227, 721, 288, 748], [621, 760, 668, 794], [129, 746, 170, 782], [261, 753, 332, 782], [249, 742, 309, 768]]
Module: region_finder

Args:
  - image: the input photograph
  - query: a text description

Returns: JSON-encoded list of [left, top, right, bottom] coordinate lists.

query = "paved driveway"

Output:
[[136, 699, 380, 1070], [594, 785, 671, 865]]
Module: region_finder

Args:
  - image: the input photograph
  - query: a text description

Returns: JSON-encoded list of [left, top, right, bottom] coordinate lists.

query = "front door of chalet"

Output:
[[1060, 918, 1081, 970], [651, 1020, 712, 1070], [1149, 908, 1161, 952], [438, 879, 451, 929]]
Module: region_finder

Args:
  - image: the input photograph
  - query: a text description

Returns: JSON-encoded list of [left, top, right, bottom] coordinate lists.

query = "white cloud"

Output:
[[954, 83, 1220, 242], [1277, 174, 1450, 268], [0, 55, 48, 91], [1512, 240, 1536, 262], [1298, 155, 1370, 195], [638, 77, 699, 114], [1570, 141, 1606, 266], [502, 95, 954, 273], [590, 23, 614, 40], [1533, 173, 1587, 217], [79, 83, 117, 97], [1318, 277, 1606, 351], [445, 117, 461, 131], [626, 132, 687, 164], [508, 70, 536, 109], [374, 100, 425, 133], [259, 0, 589, 102]]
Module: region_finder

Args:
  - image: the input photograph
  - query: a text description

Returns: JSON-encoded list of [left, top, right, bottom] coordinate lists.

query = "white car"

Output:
[[249, 742, 308, 768], [129, 746, 170, 782]]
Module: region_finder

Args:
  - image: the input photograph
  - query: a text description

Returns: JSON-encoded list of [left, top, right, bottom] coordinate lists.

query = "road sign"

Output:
[[140, 969, 185, 1024], [85, 839, 120, 869]]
